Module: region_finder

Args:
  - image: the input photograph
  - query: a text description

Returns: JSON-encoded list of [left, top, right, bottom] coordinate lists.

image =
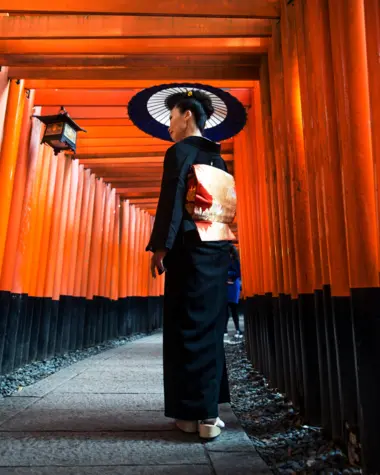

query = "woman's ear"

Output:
[[184, 109, 193, 122]]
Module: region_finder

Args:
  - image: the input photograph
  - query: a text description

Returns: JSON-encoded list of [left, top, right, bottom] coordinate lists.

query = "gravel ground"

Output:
[[224, 339, 363, 475], [0, 332, 157, 398]]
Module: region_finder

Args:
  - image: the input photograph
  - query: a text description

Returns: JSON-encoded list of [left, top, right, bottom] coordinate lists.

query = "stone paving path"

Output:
[[0, 333, 271, 474]]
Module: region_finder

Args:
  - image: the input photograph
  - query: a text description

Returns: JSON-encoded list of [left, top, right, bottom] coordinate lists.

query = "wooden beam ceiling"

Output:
[[8, 65, 259, 80], [1, 1, 280, 18], [0, 38, 270, 55], [0, 1, 270, 223], [0, 16, 272, 38]]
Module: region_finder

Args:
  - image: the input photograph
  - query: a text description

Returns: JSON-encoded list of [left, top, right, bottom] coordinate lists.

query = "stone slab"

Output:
[[204, 404, 255, 453], [56, 371, 163, 394], [0, 465, 212, 475], [0, 398, 38, 426], [0, 431, 208, 466], [1, 410, 172, 432], [12, 369, 81, 398], [20, 393, 165, 411], [209, 452, 272, 475]]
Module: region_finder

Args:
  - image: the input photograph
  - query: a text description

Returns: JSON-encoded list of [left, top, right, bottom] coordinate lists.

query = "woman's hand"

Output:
[[151, 250, 168, 278]]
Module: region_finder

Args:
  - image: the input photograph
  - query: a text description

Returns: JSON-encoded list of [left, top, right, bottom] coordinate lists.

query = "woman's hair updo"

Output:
[[165, 90, 214, 133]]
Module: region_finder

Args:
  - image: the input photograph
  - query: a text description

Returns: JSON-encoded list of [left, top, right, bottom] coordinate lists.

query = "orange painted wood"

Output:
[[28, 146, 51, 297], [0, 15, 272, 38], [60, 159, 80, 296], [81, 173, 96, 298], [7, 65, 260, 81], [12, 111, 41, 294], [293, 0, 325, 291], [67, 164, 85, 296], [74, 169, 91, 297], [364, 0, 380, 279], [99, 185, 112, 297], [281, 0, 314, 295], [329, 0, 378, 288], [44, 154, 65, 298], [111, 195, 120, 300], [126, 205, 136, 297], [36, 90, 138, 107], [0, 89, 35, 291], [302, 0, 349, 297], [20, 55, 247, 70], [42, 106, 134, 119], [259, 57, 284, 295], [2, 1, 280, 18], [119, 201, 128, 298], [106, 189, 117, 298], [0, 79, 25, 277], [248, 110, 265, 295], [51, 156, 71, 300], [1, 38, 268, 57], [133, 209, 141, 296], [24, 79, 258, 89], [36, 149, 58, 297], [268, 22, 294, 296], [253, 86, 273, 294]]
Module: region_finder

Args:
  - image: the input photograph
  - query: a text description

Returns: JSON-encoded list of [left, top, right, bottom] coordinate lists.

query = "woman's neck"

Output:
[[183, 127, 203, 140]]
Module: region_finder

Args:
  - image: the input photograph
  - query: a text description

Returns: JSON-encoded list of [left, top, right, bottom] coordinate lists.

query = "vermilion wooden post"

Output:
[[44, 154, 65, 299], [119, 200, 129, 299], [0, 89, 35, 291], [25, 145, 47, 296], [99, 184, 112, 298], [329, 0, 379, 470], [80, 173, 96, 298], [0, 79, 25, 276], [260, 56, 285, 391], [74, 169, 91, 298], [293, 0, 331, 432], [281, 0, 321, 422], [268, 20, 296, 399], [67, 163, 84, 297], [12, 111, 41, 294], [248, 98, 270, 376], [303, 0, 352, 441], [126, 205, 136, 297], [60, 159, 80, 297], [111, 195, 120, 301], [35, 148, 58, 298], [53, 156, 72, 300]]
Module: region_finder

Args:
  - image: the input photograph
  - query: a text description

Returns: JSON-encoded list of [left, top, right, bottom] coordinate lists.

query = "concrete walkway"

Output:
[[0, 333, 271, 474]]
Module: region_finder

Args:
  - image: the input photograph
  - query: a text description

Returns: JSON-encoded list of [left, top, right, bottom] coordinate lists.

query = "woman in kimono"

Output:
[[147, 90, 231, 439]]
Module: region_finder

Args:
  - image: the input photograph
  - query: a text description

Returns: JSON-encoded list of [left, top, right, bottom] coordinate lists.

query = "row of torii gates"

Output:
[[0, 1, 379, 473]]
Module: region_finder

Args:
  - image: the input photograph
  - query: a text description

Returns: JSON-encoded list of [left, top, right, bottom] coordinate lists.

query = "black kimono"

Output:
[[147, 136, 231, 421]]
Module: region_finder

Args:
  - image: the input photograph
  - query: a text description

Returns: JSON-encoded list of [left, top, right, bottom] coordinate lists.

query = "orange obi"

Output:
[[185, 164, 237, 241]]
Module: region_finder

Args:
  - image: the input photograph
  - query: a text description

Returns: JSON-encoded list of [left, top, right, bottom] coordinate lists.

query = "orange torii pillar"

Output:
[[329, 0, 380, 471], [294, 0, 335, 434], [300, 0, 353, 442], [268, 22, 297, 401], [280, 0, 322, 424], [259, 57, 286, 393]]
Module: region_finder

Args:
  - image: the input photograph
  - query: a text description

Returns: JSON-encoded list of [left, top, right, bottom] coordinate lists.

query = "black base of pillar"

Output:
[[298, 293, 321, 425], [350, 287, 380, 474], [0, 292, 164, 376]]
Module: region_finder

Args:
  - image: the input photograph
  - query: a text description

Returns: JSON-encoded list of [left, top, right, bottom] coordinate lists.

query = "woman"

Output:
[[147, 90, 231, 439], [225, 244, 243, 339]]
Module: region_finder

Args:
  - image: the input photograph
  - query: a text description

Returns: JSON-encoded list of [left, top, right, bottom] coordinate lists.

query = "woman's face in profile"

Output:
[[168, 106, 188, 142]]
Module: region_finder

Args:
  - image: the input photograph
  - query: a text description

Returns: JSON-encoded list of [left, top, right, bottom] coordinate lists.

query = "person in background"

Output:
[[224, 244, 243, 340]]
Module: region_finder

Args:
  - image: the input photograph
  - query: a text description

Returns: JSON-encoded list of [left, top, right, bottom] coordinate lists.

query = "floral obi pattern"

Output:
[[185, 164, 237, 241]]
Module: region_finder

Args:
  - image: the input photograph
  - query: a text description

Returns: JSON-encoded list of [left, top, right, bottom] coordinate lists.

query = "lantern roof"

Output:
[[33, 107, 86, 133]]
